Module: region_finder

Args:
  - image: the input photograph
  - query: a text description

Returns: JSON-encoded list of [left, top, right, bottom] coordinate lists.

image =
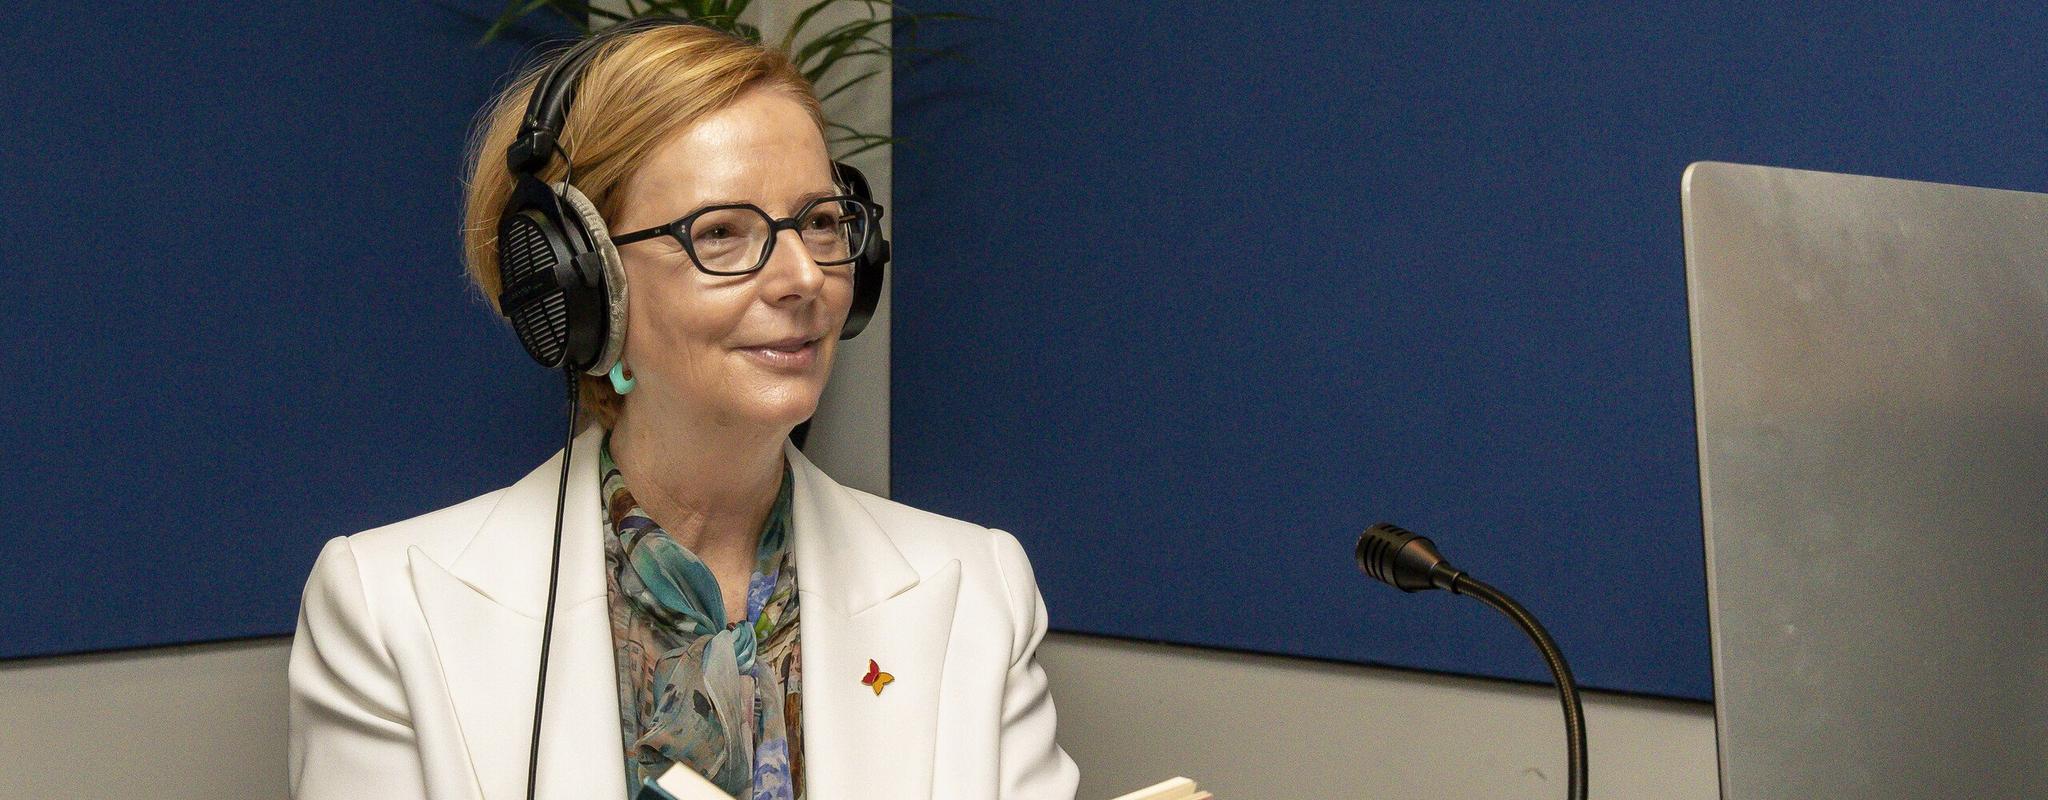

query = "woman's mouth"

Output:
[[737, 337, 819, 370]]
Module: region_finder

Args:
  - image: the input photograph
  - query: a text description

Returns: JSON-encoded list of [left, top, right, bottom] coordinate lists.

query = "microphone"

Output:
[[1354, 522, 1464, 592], [1355, 523, 1589, 800]]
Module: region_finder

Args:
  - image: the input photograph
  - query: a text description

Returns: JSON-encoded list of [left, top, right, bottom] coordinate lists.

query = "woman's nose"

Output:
[[756, 228, 826, 305]]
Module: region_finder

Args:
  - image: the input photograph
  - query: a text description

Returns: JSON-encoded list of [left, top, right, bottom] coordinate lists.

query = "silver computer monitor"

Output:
[[1683, 162, 2047, 799]]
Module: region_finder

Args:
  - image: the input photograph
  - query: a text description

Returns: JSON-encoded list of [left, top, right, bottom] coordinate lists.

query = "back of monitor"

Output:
[[1683, 162, 2048, 799]]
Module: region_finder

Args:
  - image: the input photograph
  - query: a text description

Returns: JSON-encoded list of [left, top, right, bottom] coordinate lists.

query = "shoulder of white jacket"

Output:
[[338, 487, 511, 574], [839, 487, 1013, 558]]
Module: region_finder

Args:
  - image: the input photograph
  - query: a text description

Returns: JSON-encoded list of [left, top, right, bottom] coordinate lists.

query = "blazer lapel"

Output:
[[787, 443, 960, 800], [409, 426, 627, 800]]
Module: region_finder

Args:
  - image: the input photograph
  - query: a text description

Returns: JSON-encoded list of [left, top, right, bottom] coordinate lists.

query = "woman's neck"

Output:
[[606, 406, 788, 560]]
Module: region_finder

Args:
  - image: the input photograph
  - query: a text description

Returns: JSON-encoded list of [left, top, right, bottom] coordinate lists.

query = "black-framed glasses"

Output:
[[609, 195, 882, 276]]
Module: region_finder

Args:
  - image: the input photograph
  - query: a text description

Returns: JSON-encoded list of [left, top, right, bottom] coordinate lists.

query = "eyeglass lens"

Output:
[[688, 200, 870, 274]]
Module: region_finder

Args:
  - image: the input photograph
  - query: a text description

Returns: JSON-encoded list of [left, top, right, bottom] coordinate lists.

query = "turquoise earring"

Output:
[[609, 361, 636, 395]]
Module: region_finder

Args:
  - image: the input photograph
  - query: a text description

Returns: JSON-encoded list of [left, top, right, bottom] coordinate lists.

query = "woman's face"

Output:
[[608, 87, 852, 433]]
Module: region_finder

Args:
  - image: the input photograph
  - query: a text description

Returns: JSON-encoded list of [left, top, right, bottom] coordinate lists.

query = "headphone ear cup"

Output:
[[551, 182, 628, 375], [841, 231, 888, 340], [497, 174, 609, 371], [833, 160, 889, 341]]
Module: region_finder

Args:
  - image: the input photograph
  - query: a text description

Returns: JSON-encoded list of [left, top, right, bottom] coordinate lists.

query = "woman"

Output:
[[287, 20, 1079, 800]]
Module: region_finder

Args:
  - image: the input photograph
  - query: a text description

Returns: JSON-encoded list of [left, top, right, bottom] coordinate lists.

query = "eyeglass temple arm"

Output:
[[608, 227, 668, 247]]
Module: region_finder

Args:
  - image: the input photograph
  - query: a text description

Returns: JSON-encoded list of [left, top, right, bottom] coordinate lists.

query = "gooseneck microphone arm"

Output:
[[1451, 575, 1587, 800], [525, 369, 581, 800], [1355, 523, 1588, 800]]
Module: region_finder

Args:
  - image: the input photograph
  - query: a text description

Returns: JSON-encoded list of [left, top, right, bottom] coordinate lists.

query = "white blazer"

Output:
[[288, 427, 1080, 800]]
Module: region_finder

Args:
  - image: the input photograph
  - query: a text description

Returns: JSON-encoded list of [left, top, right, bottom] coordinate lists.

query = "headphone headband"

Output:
[[508, 16, 706, 176]]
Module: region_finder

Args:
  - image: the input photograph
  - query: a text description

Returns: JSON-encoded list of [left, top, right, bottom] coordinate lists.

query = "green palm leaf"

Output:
[[476, 0, 983, 156]]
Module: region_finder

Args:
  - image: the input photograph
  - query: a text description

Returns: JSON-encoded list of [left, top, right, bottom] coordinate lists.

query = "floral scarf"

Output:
[[600, 438, 805, 800]]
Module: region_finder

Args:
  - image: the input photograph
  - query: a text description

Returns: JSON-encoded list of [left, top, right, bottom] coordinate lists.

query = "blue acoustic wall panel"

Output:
[[890, 3, 2048, 699], [0, 2, 577, 658]]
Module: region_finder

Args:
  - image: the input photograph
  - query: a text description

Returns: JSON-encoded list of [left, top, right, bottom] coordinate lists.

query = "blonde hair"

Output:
[[461, 23, 826, 429]]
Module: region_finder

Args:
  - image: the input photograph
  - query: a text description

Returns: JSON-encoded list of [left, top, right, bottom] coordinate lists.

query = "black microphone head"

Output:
[[1356, 522, 1461, 592]]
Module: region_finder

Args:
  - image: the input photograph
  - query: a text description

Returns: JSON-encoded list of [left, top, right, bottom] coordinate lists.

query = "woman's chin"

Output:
[[626, 366, 830, 434], [731, 389, 825, 432]]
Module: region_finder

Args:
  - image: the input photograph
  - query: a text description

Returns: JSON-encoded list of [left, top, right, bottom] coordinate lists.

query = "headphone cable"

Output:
[[526, 368, 580, 800]]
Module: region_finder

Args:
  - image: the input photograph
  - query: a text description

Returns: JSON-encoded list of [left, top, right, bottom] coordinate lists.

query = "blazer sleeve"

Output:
[[988, 529, 1082, 800], [288, 536, 429, 799]]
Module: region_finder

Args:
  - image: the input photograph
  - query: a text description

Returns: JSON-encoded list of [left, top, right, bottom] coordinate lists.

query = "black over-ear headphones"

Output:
[[495, 15, 892, 378]]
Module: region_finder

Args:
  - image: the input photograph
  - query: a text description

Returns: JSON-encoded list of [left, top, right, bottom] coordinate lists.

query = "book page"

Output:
[[652, 765, 737, 800], [1110, 776, 1212, 800]]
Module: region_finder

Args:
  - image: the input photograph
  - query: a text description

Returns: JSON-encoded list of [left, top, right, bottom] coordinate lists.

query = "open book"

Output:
[[1111, 776, 1213, 800], [650, 765, 734, 800], [652, 765, 1212, 800]]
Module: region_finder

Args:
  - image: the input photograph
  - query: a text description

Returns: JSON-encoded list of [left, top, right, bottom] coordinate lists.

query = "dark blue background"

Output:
[[0, 2, 575, 658], [889, 3, 2048, 699], [5, 3, 2045, 702]]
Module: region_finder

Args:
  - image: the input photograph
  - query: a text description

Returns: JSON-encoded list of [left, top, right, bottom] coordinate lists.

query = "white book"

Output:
[[653, 764, 737, 800], [650, 765, 1212, 800], [1110, 776, 1213, 800]]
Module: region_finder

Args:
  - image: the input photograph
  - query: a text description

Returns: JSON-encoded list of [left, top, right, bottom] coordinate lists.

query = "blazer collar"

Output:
[[783, 440, 923, 617], [410, 428, 958, 800], [441, 430, 922, 618], [440, 425, 609, 617]]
